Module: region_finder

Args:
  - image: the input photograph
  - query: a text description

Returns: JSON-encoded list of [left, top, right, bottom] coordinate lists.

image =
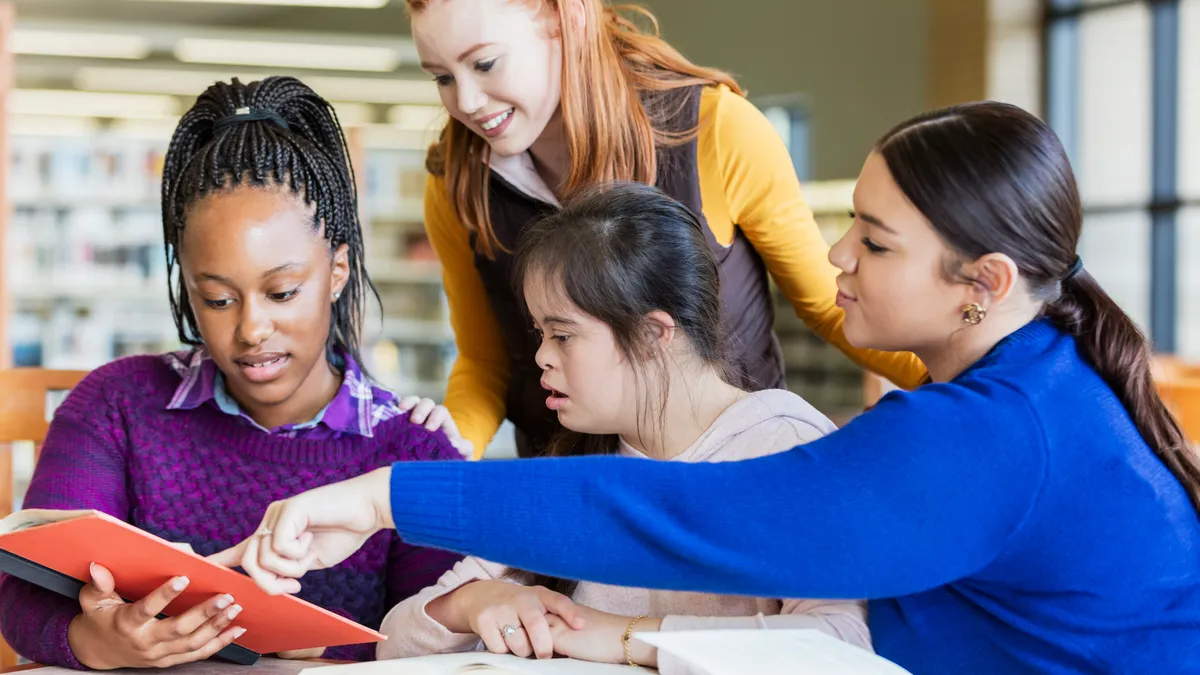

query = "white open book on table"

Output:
[[298, 629, 913, 675], [301, 652, 648, 675]]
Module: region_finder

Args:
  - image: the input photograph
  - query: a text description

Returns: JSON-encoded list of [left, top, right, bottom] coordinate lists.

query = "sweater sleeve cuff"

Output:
[[376, 583, 483, 660], [389, 460, 471, 552], [44, 597, 86, 670]]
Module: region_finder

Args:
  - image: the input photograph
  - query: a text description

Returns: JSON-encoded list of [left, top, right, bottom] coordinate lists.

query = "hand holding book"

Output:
[[0, 508, 385, 659], [67, 562, 245, 669]]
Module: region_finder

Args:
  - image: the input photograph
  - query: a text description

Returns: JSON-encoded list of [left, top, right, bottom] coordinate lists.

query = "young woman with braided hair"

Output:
[[0, 76, 464, 669]]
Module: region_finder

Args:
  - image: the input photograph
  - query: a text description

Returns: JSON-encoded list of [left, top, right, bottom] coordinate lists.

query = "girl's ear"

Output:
[[330, 243, 350, 300], [959, 251, 1020, 311], [644, 310, 677, 354]]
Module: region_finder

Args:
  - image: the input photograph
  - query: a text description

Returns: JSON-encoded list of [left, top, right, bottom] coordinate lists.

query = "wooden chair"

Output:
[[863, 371, 898, 409], [0, 368, 88, 669]]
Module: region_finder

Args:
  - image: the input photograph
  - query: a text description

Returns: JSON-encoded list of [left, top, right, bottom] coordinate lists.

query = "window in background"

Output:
[[755, 95, 812, 182], [1077, 210, 1152, 329], [1181, 0, 1200, 199], [987, 0, 1043, 112], [1179, 1, 1200, 356], [1078, 3, 1151, 208], [1177, 207, 1200, 358], [1045, 0, 1190, 353]]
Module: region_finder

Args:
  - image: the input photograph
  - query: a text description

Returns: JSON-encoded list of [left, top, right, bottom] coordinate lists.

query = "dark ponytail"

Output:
[[1045, 272, 1200, 510], [877, 101, 1200, 514]]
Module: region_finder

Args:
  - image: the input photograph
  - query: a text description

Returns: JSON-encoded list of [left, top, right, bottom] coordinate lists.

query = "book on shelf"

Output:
[[0, 509, 385, 663], [295, 629, 913, 675]]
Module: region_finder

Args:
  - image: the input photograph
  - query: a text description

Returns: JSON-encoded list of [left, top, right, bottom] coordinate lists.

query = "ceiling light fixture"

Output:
[[360, 123, 437, 151], [330, 102, 375, 126], [387, 104, 445, 131], [9, 89, 180, 120], [76, 67, 441, 105], [13, 29, 151, 60], [109, 118, 184, 141], [75, 67, 262, 96], [175, 38, 400, 72], [137, 0, 388, 7], [11, 114, 100, 138]]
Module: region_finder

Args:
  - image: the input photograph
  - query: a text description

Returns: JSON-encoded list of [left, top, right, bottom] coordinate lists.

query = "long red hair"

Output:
[[406, 0, 742, 257]]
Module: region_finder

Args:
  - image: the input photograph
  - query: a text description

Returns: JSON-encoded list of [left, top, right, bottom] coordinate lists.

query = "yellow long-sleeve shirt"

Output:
[[424, 85, 926, 458]]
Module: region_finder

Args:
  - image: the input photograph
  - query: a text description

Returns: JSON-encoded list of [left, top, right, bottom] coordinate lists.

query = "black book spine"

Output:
[[0, 548, 258, 665]]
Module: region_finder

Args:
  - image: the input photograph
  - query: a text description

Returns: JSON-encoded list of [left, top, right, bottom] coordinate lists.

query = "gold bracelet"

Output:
[[622, 614, 649, 667]]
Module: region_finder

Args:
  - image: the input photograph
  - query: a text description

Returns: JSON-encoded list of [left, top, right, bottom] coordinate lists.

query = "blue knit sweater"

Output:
[[388, 320, 1200, 673]]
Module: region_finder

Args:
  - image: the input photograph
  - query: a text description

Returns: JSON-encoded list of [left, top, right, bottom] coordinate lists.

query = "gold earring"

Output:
[[961, 302, 987, 325]]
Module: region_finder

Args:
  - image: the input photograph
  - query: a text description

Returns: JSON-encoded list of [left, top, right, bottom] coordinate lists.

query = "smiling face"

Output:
[[828, 152, 973, 354], [179, 186, 349, 427], [411, 0, 563, 157]]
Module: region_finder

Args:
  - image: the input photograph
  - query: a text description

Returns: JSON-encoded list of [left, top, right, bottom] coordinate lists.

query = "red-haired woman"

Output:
[[406, 0, 926, 458]]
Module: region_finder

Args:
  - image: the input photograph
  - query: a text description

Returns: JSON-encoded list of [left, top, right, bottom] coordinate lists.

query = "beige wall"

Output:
[[927, 0, 988, 109], [642, 0, 929, 180]]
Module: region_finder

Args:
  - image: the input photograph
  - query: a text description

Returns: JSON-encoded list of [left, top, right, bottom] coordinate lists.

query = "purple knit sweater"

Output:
[[0, 355, 464, 667]]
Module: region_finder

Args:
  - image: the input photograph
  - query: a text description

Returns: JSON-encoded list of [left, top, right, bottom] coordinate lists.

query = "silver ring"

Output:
[[255, 527, 273, 537], [502, 624, 517, 637]]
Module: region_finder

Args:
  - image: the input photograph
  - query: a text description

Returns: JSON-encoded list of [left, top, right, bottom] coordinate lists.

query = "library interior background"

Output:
[[0, 0, 1198, 463]]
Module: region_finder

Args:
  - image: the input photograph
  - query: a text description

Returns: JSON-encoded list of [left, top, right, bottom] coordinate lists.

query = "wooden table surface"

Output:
[[1, 658, 349, 674]]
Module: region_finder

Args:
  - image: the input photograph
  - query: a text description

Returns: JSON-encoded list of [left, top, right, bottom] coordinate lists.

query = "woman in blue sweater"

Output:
[[220, 102, 1200, 674]]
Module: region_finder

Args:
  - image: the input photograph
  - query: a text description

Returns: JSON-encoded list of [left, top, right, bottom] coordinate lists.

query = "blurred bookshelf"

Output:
[[2, 119, 518, 457]]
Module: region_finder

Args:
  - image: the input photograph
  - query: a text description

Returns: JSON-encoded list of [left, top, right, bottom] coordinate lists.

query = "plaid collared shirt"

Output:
[[163, 347, 403, 439]]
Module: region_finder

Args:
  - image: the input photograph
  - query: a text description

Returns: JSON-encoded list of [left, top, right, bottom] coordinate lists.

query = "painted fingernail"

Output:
[[215, 595, 233, 610], [228, 605, 243, 620], [233, 627, 247, 639], [172, 577, 190, 591]]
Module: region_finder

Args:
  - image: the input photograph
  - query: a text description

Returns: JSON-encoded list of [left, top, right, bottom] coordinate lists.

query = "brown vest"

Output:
[[471, 86, 784, 457]]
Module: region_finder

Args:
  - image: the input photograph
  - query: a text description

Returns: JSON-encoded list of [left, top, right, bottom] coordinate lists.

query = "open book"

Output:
[[299, 630, 913, 675], [635, 630, 913, 674], [301, 653, 647, 675], [0, 509, 385, 661]]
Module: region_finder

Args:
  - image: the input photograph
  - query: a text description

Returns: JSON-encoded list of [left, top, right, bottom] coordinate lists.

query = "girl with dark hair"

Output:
[[402, 0, 927, 460], [373, 182, 869, 670], [227, 101, 1200, 674], [0, 76, 463, 669]]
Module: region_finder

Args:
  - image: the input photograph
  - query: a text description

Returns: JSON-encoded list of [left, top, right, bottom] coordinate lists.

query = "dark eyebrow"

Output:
[[197, 262, 303, 285], [541, 315, 577, 326], [856, 211, 898, 235], [262, 262, 304, 278]]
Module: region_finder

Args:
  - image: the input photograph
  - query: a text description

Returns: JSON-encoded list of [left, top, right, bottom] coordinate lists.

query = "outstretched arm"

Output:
[[227, 379, 1046, 605]]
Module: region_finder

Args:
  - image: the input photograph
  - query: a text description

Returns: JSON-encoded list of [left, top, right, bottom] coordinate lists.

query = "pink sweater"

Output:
[[376, 389, 871, 673]]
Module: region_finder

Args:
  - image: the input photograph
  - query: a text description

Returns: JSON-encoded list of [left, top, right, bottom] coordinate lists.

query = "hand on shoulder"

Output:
[[400, 397, 473, 458]]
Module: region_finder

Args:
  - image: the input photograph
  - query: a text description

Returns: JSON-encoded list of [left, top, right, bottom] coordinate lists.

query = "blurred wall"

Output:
[[642, 0, 930, 180]]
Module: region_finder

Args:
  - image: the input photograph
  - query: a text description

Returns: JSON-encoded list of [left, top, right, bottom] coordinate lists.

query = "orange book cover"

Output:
[[0, 509, 385, 655]]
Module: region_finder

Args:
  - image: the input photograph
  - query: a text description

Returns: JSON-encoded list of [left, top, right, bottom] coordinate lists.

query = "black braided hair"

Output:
[[161, 76, 378, 370]]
